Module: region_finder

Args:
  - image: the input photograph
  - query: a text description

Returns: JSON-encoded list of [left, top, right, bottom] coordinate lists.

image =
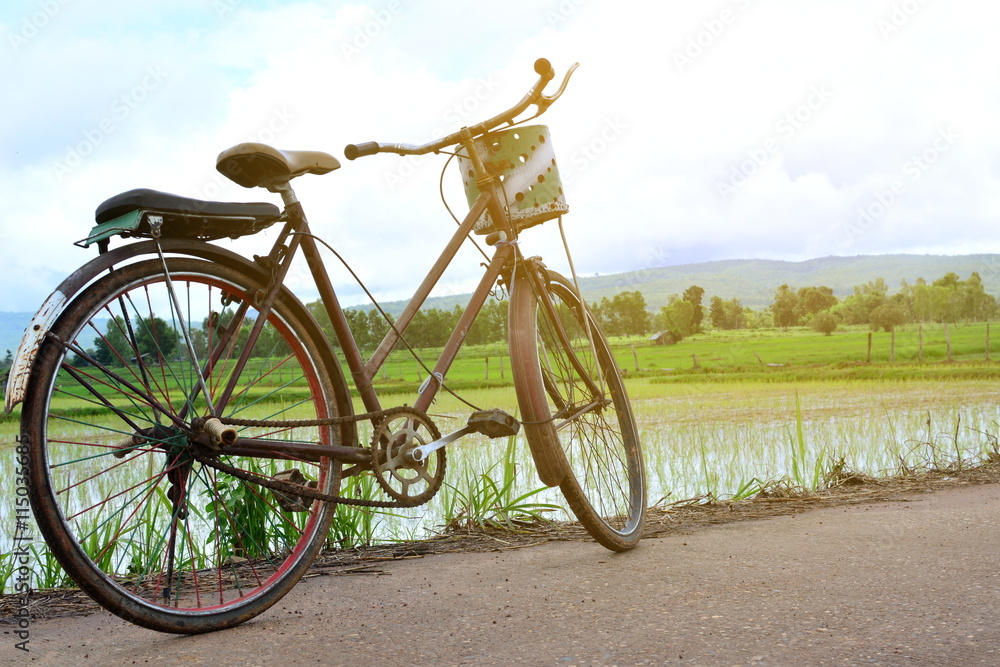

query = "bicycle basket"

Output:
[[457, 125, 569, 235]]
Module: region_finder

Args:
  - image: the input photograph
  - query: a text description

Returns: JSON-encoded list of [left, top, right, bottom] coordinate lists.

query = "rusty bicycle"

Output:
[[6, 59, 645, 633]]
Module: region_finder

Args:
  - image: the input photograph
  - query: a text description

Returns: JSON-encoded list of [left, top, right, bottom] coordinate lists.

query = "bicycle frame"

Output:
[[235, 142, 522, 438]]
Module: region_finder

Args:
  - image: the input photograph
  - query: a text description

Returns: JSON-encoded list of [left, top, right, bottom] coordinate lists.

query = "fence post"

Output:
[[631, 344, 639, 372], [485, 356, 489, 381], [890, 329, 895, 363], [867, 332, 872, 363], [945, 323, 952, 361]]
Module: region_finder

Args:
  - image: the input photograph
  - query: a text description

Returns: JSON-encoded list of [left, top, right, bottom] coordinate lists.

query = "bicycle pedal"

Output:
[[466, 409, 520, 438], [271, 469, 317, 512]]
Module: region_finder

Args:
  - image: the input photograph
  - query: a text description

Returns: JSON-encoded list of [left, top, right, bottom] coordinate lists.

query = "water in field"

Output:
[[3, 378, 999, 590], [628, 380, 1000, 501]]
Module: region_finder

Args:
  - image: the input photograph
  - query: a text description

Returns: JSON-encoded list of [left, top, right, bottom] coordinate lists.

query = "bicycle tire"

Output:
[[22, 256, 346, 633], [509, 265, 646, 551]]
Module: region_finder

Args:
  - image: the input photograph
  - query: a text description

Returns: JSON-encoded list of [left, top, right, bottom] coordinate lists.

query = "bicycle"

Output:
[[5, 58, 645, 634]]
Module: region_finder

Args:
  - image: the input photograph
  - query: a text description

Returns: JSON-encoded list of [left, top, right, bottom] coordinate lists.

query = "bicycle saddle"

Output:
[[216, 143, 341, 189]]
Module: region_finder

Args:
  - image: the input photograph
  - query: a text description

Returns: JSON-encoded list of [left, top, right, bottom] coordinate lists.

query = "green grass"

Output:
[[349, 322, 1000, 395], [3, 322, 997, 432], [4, 322, 999, 593], [620, 322, 1000, 375]]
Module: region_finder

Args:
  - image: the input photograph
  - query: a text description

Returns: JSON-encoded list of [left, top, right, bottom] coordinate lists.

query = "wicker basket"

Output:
[[457, 125, 569, 235]]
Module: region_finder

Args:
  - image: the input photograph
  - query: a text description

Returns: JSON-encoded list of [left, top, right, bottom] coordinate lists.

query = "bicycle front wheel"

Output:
[[509, 265, 645, 551], [22, 256, 346, 633]]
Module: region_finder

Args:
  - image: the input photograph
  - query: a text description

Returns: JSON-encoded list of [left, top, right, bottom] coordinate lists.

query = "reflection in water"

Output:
[[4, 380, 999, 588]]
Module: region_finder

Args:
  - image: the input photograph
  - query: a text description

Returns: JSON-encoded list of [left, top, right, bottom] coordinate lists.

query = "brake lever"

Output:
[[535, 62, 580, 114]]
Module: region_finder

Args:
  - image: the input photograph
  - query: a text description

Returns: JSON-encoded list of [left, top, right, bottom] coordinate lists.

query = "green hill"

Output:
[[3, 254, 998, 353], [369, 254, 1000, 314]]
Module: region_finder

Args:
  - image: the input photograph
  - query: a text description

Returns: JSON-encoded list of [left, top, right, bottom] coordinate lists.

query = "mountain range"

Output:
[[374, 253, 1000, 315], [3, 254, 998, 354]]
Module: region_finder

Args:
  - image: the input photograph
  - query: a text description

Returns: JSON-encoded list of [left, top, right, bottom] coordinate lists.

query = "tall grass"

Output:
[[439, 435, 559, 532]]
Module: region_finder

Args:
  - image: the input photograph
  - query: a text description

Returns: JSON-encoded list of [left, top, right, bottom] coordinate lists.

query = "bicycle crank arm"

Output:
[[410, 409, 521, 462], [410, 426, 472, 463]]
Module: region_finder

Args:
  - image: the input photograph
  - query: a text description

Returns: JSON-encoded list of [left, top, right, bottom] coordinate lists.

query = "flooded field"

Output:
[[3, 377, 998, 590]]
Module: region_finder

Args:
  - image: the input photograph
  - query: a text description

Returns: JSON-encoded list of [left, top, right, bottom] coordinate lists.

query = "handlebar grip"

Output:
[[344, 141, 380, 161], [534, 58, 555, 80]]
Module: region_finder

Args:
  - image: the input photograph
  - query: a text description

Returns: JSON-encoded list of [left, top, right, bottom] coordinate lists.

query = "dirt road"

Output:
[[7, 481, 1000, 666]]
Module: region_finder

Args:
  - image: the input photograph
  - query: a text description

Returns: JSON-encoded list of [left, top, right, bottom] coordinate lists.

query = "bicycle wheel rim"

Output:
[[24, 258, 341, 632]]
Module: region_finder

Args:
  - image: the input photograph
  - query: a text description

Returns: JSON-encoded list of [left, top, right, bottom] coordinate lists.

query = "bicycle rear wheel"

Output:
[[22, 256, 346, 633], [509, 264, 645, 551]]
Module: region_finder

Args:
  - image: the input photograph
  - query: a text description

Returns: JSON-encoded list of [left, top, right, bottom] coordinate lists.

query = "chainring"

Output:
[[370, 409, 445, 506]]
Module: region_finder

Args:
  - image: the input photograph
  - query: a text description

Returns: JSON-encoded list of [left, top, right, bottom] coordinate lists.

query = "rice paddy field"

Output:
[[2, 322, 999, 592]]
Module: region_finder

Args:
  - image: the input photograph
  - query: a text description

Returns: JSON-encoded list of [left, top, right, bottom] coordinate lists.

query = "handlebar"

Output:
[[344, 58, 579, 161]]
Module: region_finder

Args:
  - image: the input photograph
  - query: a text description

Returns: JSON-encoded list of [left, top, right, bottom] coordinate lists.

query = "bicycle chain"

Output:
[[218, 405, 418, 430], [190, 406, 434, 509]]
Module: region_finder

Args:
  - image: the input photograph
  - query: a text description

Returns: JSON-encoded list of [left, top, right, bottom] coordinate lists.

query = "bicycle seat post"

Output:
[[269, 181, 299, 208]]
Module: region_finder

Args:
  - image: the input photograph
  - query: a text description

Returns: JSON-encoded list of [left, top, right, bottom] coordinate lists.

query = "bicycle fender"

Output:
[[5, 290, 67, 413]]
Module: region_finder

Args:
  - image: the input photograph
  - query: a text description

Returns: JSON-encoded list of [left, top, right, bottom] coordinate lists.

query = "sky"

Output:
[[2, 0, 999, 313]]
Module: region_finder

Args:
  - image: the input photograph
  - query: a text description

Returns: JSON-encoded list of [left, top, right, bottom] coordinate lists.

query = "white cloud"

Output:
[[2, 0, 1000, 313]]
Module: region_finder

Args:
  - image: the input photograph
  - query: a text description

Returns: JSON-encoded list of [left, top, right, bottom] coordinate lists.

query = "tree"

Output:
[[591, 291, 649, 337], [932, 272, 960, 290], [870, 303, 906, 332], [709, 296, 726, 329], [93, 315, 177, 365], [709, 296, 745, 330], [771, 284, 800, 329], [835, 278, 888, 325], [811, 311, 838, 336], [962, 272, 995, 321], [797, 286, 838, 316], [656, 297, 695, 339], [682, 285, 705, 331], [468, 300, 507, 345], [611, 291, 649, 336], [744, 307, 772, 329]]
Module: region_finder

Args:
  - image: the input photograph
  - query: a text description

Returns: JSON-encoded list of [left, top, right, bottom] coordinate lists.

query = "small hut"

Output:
[[648, 330, 680, 346]]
